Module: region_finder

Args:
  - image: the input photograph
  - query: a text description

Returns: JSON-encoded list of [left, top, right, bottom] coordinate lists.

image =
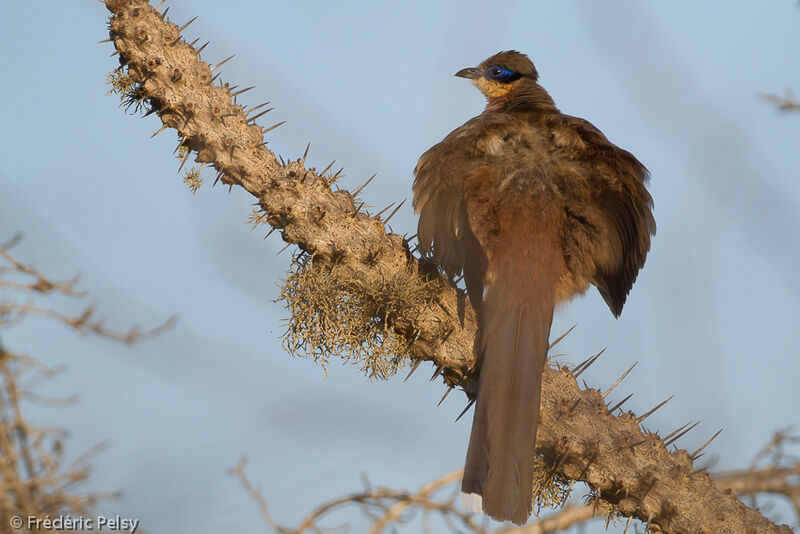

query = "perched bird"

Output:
[[412, 51, 655, 525]]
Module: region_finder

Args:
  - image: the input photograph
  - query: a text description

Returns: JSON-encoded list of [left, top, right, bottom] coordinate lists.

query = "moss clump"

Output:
[[531, 453, 573, 516], [279, 253, 437, 380]]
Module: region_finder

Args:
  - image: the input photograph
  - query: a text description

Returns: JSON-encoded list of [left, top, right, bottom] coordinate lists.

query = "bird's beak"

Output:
[[455, 67, 482, 80]]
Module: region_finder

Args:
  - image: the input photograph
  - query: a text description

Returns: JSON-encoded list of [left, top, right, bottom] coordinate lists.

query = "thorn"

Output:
[[636, 395, 674, 424], [623, 516, 633, 534], [561, 479, 576, 507], [383, 199, 406, 224], [320, 160, 335, 177], [264, 227, 277, 239], [664, 421, 701, 447], [330, 168, 344, 183], [110, 50, 119, 57], [188, 38, 199, 48], [578, 451, 598, 480], [455, 399, 475, 422], [176, 16, 197, 34], [437, 387, 454, 407], [553, 449, 570, 474], [278, 155, 286, 166], [352, 173, 376, 197], [211, 54, 235, 71], [151, 125, 168, 138], [213, 170, 224, 186], [301, 142, 310, 166], [277, 242, 291, 255], [173, 137, 187, 155], [403, 360, 422, 382], [154, 0, 166, 12], [247, 108, 273, 123], [609, 393, 633, 413], [246, 101, 271, 116], [143, 108, 158, 118], [98, 37, 112, 44], [374, 201, 396, 220], [573, 348, 606, 378], [261, 121, 286, 134], [178, 150, 191, 173], [231, 86, 255, 97], [429, 365, 442, 382], [210, 73, 220, 84], [196, 41, 209, 55], [160, 7, 169, 19], [570, 353, 596, 377], [548, 324, 576, 351], [601, 361, 638, 400], [691, 429, 723, 460]]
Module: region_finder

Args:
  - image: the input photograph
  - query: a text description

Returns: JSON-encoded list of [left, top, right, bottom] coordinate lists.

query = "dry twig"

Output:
[[235, 429, 800, 533], [0, 234, 174, 525], [759, 90, 800, 112]]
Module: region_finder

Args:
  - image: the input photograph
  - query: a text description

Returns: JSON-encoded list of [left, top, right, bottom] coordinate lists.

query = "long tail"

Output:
[[461, 262, 555, 525]]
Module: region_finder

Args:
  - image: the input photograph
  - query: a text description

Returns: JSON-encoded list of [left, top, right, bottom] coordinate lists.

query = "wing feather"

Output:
[[546, 114, 656, 316]]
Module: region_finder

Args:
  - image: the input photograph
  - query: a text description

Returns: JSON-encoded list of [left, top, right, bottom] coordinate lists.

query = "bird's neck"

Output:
[[485, 81, 559, 117]]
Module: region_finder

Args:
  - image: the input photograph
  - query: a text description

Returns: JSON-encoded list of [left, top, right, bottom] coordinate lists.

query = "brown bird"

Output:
[[412, 51, 655, 525]]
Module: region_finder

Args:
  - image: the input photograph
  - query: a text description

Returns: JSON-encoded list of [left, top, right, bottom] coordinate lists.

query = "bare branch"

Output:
[[238, 427, 800, 533], [758, 90, 800, 112], [1, 238, 176, 343]]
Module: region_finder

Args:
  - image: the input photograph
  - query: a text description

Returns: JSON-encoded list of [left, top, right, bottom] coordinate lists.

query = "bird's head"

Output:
[[455, 50, 539, 101]]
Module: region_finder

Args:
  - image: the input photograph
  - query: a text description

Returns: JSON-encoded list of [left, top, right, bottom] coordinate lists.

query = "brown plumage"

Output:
[[413, 51, 655, 525]]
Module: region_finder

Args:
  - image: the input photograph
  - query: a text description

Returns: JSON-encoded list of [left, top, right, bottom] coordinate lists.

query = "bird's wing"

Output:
[[413, 115, 520, 306], [545, 114, 656, 316]]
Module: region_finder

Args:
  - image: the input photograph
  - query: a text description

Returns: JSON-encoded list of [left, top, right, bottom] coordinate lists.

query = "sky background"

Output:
[[1, 1, 798, 532]]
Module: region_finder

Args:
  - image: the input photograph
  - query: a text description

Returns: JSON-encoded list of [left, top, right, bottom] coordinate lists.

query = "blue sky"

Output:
[[1, 1, 798, 532]]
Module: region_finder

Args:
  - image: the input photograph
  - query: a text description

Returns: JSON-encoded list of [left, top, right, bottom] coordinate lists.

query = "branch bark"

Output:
[[101, 2, 792, 532]]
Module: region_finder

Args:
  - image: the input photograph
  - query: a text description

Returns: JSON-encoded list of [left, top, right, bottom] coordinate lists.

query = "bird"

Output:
[[412, 51, 655, 525]]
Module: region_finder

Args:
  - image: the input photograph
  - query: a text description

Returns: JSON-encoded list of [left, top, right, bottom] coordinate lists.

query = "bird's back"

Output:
[[412, 51, 654, 525]]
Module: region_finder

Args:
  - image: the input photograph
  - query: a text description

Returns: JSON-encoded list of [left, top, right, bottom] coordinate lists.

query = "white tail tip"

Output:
[[461, 492, 483, 514]]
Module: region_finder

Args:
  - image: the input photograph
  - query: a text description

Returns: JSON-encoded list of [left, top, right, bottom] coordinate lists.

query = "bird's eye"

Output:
[[486, 65, 519, 83]]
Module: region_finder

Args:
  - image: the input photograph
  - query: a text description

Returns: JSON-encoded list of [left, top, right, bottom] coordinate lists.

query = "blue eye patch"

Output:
[[486, 65, 522, 83]]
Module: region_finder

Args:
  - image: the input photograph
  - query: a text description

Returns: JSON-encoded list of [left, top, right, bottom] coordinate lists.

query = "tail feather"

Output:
[[461, 272, 554, 525]]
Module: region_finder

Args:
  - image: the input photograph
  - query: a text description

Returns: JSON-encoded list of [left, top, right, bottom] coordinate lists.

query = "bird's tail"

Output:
[[461, 256, 556, 525]]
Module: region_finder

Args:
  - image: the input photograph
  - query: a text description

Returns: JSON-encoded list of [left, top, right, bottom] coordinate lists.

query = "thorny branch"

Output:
[[233, 429, 800, 533], [101, 1, 792, 532]]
